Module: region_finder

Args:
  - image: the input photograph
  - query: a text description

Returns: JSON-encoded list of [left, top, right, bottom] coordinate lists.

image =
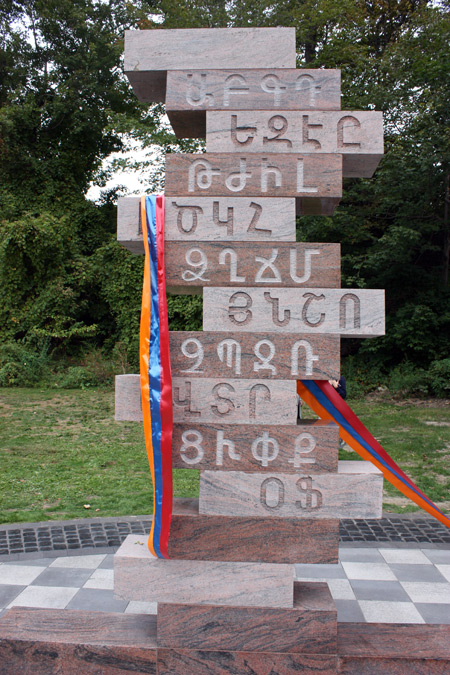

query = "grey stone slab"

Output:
[[0, 565, 47, 586], [98, 554, 115, 569], [115, 374, 297, 425], [30, 567, 93, 588], [415, 603, 450, 624], [390, 563, 449, 583], [295, 563, 346, 580], [203, 287, 385, 337], [199, 463, 383, 519], [114, 535, 293, 608], [349, 580, 410, 602], [125, 28, 296, 102], [8, 585, 78, 609], [66, 588, 129, 613], [422, 549, 450, 564], [206, 110, 383, 178], [338, 548, 385, 563], [4, 558, 54, 567], [0, 585, 26, 608], [400, 581, 450, 604], [358, 600, 425, 624], [333, 599, 365, 623]]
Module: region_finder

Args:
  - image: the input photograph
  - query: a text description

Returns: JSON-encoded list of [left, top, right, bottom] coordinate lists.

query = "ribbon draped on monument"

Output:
[[140, 195, 173, 558], [298, 380, 450, 529]]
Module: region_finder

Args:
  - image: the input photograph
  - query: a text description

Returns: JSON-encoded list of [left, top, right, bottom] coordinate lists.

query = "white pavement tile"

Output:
[[359, 600, 425, 624], [0, 565, 46, 586], [327, 579, 356, 601], [341, 561, 396, 581], [379, 549, 432, 565], [436, 565, 450, 583], [400, 581, 450, 604], [50, 555, 106, 569], [83, 569, 114, 590], [125, 601, 158, 615], [7, 585, 78, 609]]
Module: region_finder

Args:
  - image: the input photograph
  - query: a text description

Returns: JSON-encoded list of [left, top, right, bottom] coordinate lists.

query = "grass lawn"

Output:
[[0, 387, 449, 524]]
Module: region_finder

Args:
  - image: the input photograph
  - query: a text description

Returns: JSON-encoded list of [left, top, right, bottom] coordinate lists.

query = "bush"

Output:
[[0, 340, 51, 386], [428, 358, 450, 398]]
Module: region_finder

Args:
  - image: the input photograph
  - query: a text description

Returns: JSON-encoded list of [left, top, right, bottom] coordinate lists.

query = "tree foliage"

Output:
[[0, 0, 449, 384]]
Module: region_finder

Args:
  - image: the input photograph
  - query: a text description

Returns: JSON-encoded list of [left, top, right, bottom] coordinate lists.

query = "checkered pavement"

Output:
[[1, 545, 449, 624]]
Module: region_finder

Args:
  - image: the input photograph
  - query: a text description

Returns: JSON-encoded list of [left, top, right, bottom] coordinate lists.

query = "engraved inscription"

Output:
[[261, 157, 281, 191], [247, 201, 269, 234], [253, 339, 277, 376], [180, 430, 204, 465], [264, 292, 290, 326], [173, 202, 203, 233], [188, 159, 220, 191], [213, 201, 233, 235], [211, 383, 235, 417], [337, 115, 361, 149], [180, 338, 204, 373], [296, 73, 321, 107], [182, 248, 209, 281], [289, 248, 320, 284], [260, 477, 285, 510], [186, 73, 213, 106], [340, 293, 361, 330], [302, 114, 322, 150], [217, 339, 241, 375], [261, 74, 286, 107], [263, 115, 292, 147], [223, 73, 249, 106], [219, 248, 246, 282], [291, 340, 319, 377], [231, 114, 256, 146], [216, 430, 241, 465], [252, 432, 279, 467], [296, 476, 323, 511], [174, 381, 201, 417], [254, 250, 281, 283], [297, 157, 318, 193], [249, 383, 270, 419], [288, 433, 317, 468], [228, 291, 252, 325], [302, 293, 326, 327]]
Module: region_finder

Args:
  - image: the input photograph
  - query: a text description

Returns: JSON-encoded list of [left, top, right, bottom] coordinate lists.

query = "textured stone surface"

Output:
[[167, 499, 339, 563], [115, 375, 297, 425], [117, 197, 296, 253], [338, 623, 450, 674], [172, 420, 339, 473], [164, 242, 340, 290], [156, 581, 337, 653], [158, 649, 338, 674], [0, 607, 157, 674], [114, 535, 293, 607], [166, 69, 341, 137], [206, 110, 383, 178], [169, 332, 340, 381], [203, 287, 385, 337], [199, 462, 383, 519], [165, 153, 342, 200], [124, 28, 297, 102]]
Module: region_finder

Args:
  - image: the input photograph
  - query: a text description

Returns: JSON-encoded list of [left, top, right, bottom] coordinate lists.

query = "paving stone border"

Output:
[[1, 514, 449, 558]]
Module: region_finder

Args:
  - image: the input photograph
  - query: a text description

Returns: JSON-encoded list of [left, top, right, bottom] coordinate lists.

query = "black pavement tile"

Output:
[[30, 567, 93, 588], [334, 599, 365, 623]]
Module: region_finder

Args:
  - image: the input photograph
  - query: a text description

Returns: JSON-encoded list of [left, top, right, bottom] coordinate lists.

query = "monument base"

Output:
[[1, 608, 450, 674]]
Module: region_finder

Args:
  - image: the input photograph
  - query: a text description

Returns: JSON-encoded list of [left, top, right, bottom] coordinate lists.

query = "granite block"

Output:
[[125, 28, 297, 102], [158, 649, 338, 674], [206, 110, 383, 178], [172, 420, 339, 473], [114, 535, 293, 607], [0, 607, 157, 674], [199, 462, 383, 519], [166, 69, 341, 137], [157, 581, 337, 653], [165, 153, 342, 201], [164, 241, 340, 292], [117, 197, 296, 254], [203, 286, 385, 337], [169, 332, 340, 382], [115, 375, 297, 425], [167, 498, 339, 563]]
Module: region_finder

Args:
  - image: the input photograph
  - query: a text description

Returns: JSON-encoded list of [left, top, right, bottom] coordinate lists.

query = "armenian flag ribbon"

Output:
[[140, 195, 173, 558], [298, 380, 450, 529]]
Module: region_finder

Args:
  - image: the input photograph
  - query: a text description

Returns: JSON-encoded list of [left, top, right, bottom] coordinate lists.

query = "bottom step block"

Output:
[[0, 607, 157, 675], [157, 581, 337, 654], [114, 534, 293, 608], [158, 649, 338, 674], [168, 498, 339, 564]]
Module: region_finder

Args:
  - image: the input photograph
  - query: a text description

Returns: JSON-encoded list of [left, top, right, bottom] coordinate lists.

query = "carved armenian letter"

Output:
[[114, 374, 297, 425], [165, 68, 341, 137], [199, 462, 383, 519], [117, 197, 296, 252], [165, 153, 342, 199], [206, 110, 384, 178], [203, 287, 385, 336], [165, 242, 340, 289], [172, 420, 339, 473], [169, 332, 340, 380]]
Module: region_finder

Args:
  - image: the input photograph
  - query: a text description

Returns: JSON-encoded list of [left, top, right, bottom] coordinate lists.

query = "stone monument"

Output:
[[114, 26, 384, 673]]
